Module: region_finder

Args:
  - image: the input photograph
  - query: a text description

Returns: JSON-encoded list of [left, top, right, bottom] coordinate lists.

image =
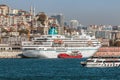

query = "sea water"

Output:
[[0, 58, 119, 80]]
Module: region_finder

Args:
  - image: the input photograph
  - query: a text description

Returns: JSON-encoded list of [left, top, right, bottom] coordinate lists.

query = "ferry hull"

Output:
[[82, 62, 120, 67]]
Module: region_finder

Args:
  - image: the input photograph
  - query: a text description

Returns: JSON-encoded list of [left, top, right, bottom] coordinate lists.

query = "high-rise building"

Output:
[[51, 14, 64, 35], [0, 4, 9, 15], [51, 14, 64, 27]]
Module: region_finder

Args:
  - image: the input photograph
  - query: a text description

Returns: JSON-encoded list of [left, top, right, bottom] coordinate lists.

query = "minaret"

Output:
[[33, 6, 35, 17], [30, 6, 33, 15]]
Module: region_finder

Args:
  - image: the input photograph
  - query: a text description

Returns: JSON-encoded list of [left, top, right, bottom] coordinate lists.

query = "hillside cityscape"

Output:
[[1, 0, 120, 79], [0, 4, 120, 52], [0, 0, 120, 80]]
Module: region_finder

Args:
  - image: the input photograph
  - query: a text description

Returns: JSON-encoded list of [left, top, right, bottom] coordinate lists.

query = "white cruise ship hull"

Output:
[[22, 47, 100, 58]]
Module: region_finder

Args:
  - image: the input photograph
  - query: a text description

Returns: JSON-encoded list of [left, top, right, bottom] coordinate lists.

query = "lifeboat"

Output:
[[54, 39, 63, 44], [58, 52, 82, 58]]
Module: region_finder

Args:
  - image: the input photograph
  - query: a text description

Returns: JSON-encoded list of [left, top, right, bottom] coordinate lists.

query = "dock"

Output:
[[0, 50, 22, 58], [93, 47, 120, 57]]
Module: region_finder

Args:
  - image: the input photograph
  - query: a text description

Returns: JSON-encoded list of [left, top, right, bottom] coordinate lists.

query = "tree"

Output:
[[37, 12, 47, 26], [1, 27, 9, 33], [114, 40, 120, 47], [10, 27, 16, 32], [18, 29, 29, 35], [109, 39, 115, 46]]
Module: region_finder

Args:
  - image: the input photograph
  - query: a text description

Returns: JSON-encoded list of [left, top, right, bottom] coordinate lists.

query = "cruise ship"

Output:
[[21, 26, 101, 58]]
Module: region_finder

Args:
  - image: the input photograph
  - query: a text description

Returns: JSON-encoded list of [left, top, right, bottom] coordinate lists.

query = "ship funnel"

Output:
[[48, 27, 58, 35]]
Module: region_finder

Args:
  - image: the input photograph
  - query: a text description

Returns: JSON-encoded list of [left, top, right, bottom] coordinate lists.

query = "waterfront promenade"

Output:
[[0, 50, 22, 58]]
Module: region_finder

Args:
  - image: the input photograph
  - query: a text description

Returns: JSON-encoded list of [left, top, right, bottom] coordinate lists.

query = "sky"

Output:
[[1, 0, 120, 25]]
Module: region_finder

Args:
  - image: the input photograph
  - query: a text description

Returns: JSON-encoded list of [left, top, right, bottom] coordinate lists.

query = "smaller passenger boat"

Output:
[[58, 51, 82, 58], [81, 56, 120, 67]]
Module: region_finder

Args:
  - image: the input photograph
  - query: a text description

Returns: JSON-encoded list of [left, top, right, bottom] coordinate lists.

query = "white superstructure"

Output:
[[22, 29, 101, 58]]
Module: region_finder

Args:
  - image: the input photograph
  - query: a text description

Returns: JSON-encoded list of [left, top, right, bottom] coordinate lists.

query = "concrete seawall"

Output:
[[93, 47, 120, 57], [0, 51, 22, 58]]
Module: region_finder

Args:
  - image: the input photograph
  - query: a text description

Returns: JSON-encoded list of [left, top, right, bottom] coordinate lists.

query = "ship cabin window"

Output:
[[39, 48, 44, 50], [24, 48, 36, 50], [36, 38, 47, 41], [24, 43, 32, 45], [23, 43, 26, 45], [96, 61, 103, 62], [12, 48, 20, 50], [110, 64, 112, 67], [0, 48, 2, 50], [57, 36, 61, 38], [87, 60, 93, 62], [104, 60, 120, 62], [1, 48, 5, 50], [107, 64, 109, 67], [116, 64, 118, 66], [47, 48, 54, 50], [47, 36, 52, 38]]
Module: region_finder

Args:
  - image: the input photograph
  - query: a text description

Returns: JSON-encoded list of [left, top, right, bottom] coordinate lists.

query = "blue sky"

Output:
[[1, 0, 120, 25]]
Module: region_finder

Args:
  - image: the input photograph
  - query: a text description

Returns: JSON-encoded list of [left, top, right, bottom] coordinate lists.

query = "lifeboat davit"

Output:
[[58, 53, 82, 58]]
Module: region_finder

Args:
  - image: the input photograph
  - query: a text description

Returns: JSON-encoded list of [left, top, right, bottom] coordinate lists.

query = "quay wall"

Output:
[[94, 47, 120, 57], [0, 50, 22, 58], [93, 52, 120, 57], [98, 47, 120, 52]]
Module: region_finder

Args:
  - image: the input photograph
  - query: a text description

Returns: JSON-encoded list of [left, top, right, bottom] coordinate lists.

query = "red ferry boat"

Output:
[[58, 51, 82, 58]]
